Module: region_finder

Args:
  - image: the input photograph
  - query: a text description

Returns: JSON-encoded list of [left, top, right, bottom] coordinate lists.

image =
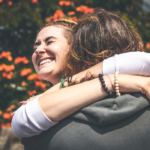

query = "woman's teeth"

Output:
[[39, 59, 52, 66]]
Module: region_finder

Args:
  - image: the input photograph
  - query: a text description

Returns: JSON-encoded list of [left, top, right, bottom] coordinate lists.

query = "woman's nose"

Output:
[[35, 47, 46, 55]]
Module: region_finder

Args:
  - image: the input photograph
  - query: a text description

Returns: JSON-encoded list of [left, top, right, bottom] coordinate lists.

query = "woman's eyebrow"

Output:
[[45, 36, 57, 42]]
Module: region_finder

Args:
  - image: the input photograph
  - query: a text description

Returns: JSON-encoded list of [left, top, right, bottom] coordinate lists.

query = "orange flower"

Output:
[[36, 75, 41, 80], [84, 8, 94, 14], [35, 81, 46, 89], [0, 65, 3, 71], [6, 72, 13, 79], [0, 0, 3, 3], [32, 0, 38, 3], [7, 105, 15, 111], [0, 51, 12, 60], [34, 81, 40, 86], [2, 72, 13, 79], [41, 83, 46, 89], [32, 90, 37, 94], [1, 51, 7, 57], [28, 90, 37, 96], [5, 66, 10, 72], [68, 11, 75, 16], [54, 13, 58, 20], [54, 10, 64, 20], [22, 57, 29, 64], [14, 57, 22, 64], [76, 5, 94, 14], [27, 74, 36, 80], [28, 91, 32, 96], [76, 7, 82, 12], [21, 68, 32, 76], [7, 55, 12, 61], [73, 16, 78, 22], [146, 43, 150, 49], [6, 51, 11, 55], [59, 0, 64, 6], [21, 81, 27, 86], [5, 123, 11, 127], [8, 1, 12, 5], [7, 107, 12, 112], [57, 10, 64, 17], [1, 124, 6, 128], [10, 65, 15, 70], [26, 73, 40, 80], [4, 65, 15, 72], [0, 110, 2, 115], [3, 112, 11, 119], [2, 73, 7, 78], [82, 5, 88, 11], [64, 1, 71, 6], [46, 17, 51, 23], [15, 57, 29, 64], [10, 105, 15, 109]]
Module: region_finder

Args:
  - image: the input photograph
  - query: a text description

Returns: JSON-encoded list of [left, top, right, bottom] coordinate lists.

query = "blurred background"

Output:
[[0, 0, 150, 148]]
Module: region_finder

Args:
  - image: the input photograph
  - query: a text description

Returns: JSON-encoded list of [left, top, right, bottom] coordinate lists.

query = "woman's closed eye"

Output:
[[47, 41, 54, 45]]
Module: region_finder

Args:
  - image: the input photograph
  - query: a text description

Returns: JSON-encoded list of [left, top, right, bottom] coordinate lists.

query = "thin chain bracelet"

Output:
[[99, 74, 113, 96], [106, 75, 115, 90], [115, 71, 121, 96]]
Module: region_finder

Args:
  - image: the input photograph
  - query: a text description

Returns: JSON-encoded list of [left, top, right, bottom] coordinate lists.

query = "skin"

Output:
[[32, 26, 70, 85]]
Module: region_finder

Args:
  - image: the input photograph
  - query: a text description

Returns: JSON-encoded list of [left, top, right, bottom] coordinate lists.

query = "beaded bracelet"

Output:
[[115, 71, 121, 96], [99, 74, 113, 96]]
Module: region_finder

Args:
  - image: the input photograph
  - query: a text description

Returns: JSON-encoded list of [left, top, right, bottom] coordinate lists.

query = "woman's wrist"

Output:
[[109, 74, 147, 94]]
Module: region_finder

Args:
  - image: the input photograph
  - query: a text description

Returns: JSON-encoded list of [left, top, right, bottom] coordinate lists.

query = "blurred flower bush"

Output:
[[0, 51, 50, 128]]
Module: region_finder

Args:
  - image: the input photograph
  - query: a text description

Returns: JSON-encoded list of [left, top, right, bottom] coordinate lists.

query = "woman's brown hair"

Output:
[[64, 9, 143, 77]]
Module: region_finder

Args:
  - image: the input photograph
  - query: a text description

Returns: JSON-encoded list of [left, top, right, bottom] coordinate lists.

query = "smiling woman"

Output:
[[32, 26, 71, 85], [12, 10, 150, 150]]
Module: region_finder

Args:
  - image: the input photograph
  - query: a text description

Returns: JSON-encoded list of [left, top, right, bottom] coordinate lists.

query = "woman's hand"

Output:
[[20, 94, 43, 105]]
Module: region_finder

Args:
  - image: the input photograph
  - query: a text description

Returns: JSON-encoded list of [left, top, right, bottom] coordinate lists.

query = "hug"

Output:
[[12, 9, 150, 150]]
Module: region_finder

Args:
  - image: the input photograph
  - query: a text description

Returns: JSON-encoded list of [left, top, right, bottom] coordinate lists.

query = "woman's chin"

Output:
[[38, 70, 52, 80]]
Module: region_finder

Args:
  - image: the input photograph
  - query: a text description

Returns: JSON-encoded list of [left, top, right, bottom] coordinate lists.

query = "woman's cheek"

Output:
[[32, 53, 36, 65], [31, 53, 38, 72]]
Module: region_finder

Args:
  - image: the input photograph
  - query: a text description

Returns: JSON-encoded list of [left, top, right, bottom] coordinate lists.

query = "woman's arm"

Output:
[[12, 74, 150, 138], [40, 74, 150, 122]]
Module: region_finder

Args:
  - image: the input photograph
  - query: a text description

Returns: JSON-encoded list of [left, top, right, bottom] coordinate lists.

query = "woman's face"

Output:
[[32, 26, 70, 85]]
